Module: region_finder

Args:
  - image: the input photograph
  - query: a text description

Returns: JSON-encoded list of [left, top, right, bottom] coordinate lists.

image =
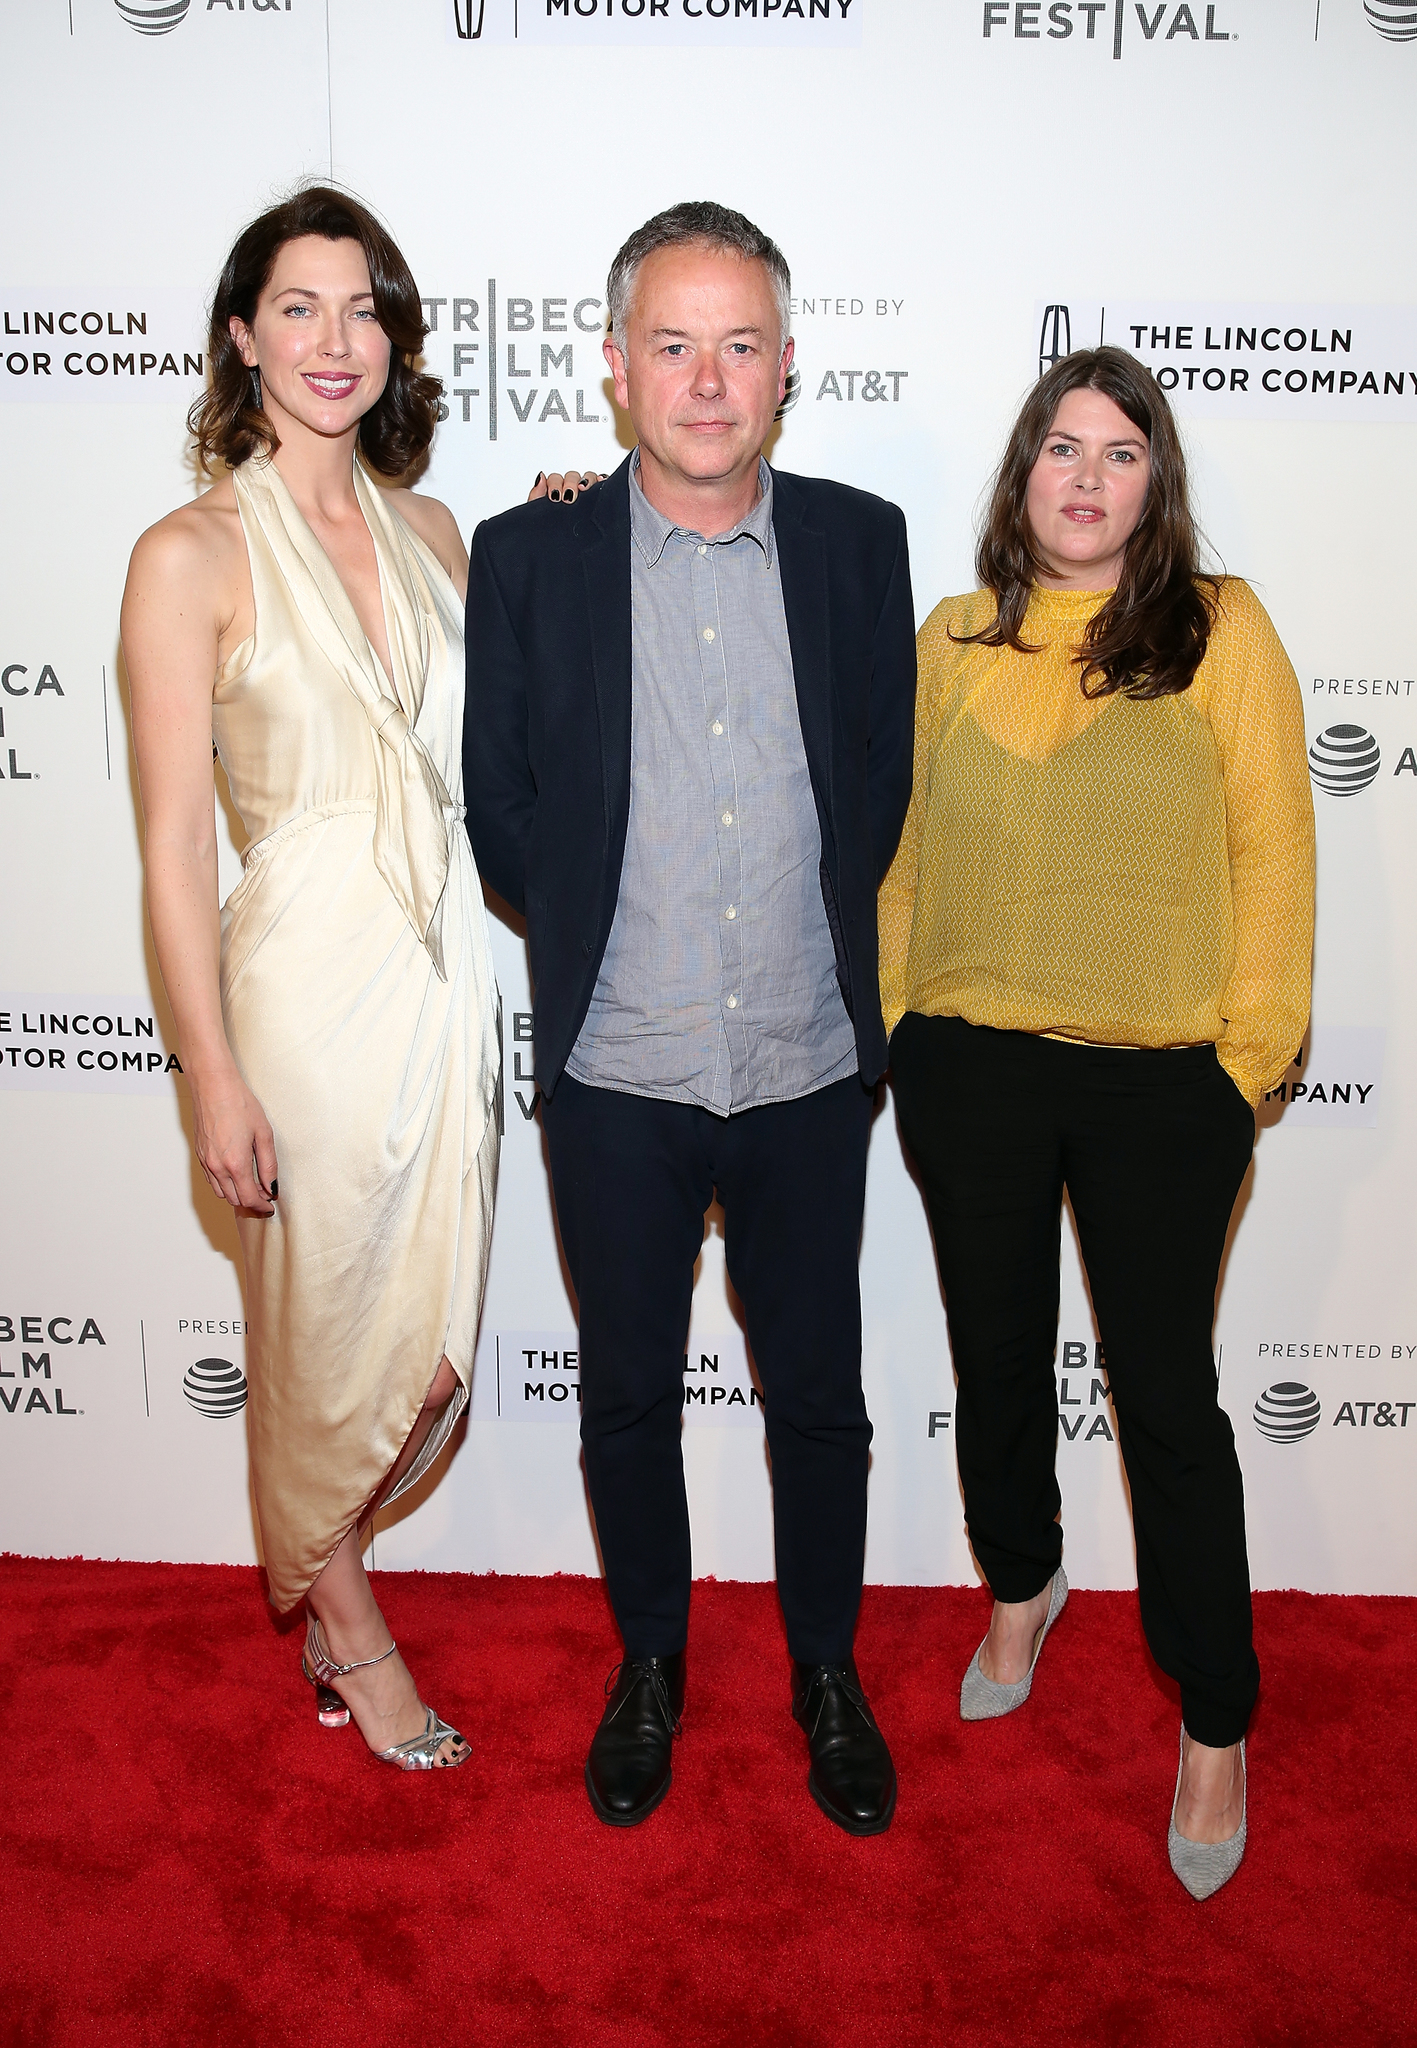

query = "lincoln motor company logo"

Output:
[[1031, 303, 1417, 418], [1040, 304, 1070, 378], [452, 0, 862, 43]]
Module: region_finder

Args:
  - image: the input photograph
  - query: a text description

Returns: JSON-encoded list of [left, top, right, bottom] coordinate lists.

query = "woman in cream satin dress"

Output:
[[123, 187, 503, 1771]]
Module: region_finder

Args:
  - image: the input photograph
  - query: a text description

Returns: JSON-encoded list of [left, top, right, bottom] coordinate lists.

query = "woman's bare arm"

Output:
[[122, 509, 276, 1215]]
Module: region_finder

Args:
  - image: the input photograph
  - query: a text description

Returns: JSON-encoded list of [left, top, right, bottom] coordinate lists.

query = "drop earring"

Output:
[[249, 365, 262, 409]]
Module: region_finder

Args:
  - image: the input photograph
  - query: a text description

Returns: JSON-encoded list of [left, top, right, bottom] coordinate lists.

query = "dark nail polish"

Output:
[[535, 472, 545, 485], [270, 1179, 278, 1199], [549, 490, 560, 501]]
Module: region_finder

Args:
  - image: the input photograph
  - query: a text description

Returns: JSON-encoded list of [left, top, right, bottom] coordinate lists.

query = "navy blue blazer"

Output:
[[463, 454, 916, 1098]]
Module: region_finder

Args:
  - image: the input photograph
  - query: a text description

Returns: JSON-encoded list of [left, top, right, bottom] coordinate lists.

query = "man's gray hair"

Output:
[[606, 200, 791, 347]]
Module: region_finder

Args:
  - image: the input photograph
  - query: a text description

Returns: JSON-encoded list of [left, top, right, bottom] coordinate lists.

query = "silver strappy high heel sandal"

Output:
[[301, 1617, 471, 1771]]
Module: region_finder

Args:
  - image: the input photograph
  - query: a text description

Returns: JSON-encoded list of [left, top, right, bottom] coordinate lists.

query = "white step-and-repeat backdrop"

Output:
[[2, 0, 1414, 1597]]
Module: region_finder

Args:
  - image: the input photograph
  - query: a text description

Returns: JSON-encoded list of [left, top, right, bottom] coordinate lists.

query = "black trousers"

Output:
[[890, 1014, 1260, 1747], [541, 1072, 875, 1667]]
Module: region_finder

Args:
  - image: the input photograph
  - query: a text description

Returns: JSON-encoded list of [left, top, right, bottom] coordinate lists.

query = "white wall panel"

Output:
[[2, 0, 1413, 1596]]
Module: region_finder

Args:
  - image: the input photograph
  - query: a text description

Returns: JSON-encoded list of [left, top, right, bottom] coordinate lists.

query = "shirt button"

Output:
[[721, 810, 733, 825], [725, 995, 739, 1010], [725, 905, 737, 920], [702, 627, 715, 643], [697, 545, 708, 556], [711, 720, 723, 736]]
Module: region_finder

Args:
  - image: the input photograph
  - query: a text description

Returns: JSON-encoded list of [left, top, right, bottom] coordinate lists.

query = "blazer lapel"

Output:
[[773, 470, 835, 855], [580, 456, 635, 862]]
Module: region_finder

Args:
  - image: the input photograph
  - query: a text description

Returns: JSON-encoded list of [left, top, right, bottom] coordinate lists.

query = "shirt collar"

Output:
[[628, 449, 776, 568]]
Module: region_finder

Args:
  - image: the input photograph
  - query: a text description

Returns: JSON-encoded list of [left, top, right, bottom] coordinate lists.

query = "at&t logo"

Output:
[[1365, 0, 1417, 40], [1253, 1382, 1321, 1442], [116, 0, 190, 30], [183, 1357, 248, 1417], [114, 0, 293, 34], [1308, 724, 1381, 795]]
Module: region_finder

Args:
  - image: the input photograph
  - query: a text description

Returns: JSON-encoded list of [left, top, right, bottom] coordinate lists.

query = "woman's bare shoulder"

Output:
[[129, 475, 243, 590], [383, 486, 464, 568]]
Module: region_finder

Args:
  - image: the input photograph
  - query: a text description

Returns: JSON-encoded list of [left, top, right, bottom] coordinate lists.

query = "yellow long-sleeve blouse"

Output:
[[878, 579, 1316, 1106]]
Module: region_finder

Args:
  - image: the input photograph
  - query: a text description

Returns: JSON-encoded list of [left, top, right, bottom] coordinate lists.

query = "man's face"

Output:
[[604, 241, 792, 505]]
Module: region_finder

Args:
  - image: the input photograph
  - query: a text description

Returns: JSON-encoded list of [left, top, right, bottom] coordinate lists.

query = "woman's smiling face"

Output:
[[1024, 386, 1152, 589], [230, 234, 391, 445]]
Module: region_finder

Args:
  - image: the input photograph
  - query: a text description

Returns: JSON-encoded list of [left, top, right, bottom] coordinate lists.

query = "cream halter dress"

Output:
[[214, 453, 500, 1613]]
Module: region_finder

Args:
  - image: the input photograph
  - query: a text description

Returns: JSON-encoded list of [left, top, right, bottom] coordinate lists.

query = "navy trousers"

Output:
[[541, 1072, 875, 1666]]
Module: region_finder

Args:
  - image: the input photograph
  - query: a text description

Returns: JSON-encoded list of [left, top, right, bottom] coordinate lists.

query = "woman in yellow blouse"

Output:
[[880, 347, 1314, 1899]]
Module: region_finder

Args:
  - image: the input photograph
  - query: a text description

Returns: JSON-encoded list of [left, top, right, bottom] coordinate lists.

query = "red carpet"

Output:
[[1, 1561, 1413, 2048]]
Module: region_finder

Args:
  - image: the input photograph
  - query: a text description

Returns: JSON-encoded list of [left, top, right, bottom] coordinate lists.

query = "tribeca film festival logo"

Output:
[[501, 1009, 539, 1130], [0, 1313, 106, 1421], [984, 0, 1234, 55], [1034, 303, 1417, 420], [1, 296, 204, 402], [0, 649, 125, 790], [928, 1337, 1117, 1444], [0, 997, 183, 1097], [421, 289, 607, 444], [114, 0, 293, 35], [450, 0, 861, 46], [421, 288, 892, 443], [0, 656, 65, 787]]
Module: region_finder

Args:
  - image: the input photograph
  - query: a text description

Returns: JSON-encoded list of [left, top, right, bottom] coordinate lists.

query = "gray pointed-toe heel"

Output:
[[959, 1566, 1069, 1722], [1167, 1731, 1247, 1899]]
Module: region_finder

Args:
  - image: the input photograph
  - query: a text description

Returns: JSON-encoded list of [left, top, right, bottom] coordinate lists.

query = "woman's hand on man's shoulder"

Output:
[[526, 470, 605, 504]]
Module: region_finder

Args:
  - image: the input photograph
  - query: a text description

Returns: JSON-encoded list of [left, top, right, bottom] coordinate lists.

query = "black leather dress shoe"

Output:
[[792, 1656, 897, 1836], [584, 1651, 685, 1827]]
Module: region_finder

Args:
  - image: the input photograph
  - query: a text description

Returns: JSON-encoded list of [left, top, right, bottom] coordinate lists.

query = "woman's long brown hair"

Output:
[[960, 346, 1219, 699], [189, 184, 441, 480]]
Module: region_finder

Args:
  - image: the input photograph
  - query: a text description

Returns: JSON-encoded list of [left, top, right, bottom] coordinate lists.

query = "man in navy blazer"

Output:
[[465, 203, 915, 1836]]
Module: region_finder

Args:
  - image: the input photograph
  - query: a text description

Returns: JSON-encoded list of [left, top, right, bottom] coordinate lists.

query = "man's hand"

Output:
[[527, 470, 604, 505]]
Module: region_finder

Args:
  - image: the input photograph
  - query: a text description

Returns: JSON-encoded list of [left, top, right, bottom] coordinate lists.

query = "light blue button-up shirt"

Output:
[[564, 454, 857, 1114]]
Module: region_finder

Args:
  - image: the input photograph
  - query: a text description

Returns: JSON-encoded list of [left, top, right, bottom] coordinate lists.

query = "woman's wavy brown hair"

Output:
[[189, 185, 441, 479], [961, 345, 1219, 699]]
